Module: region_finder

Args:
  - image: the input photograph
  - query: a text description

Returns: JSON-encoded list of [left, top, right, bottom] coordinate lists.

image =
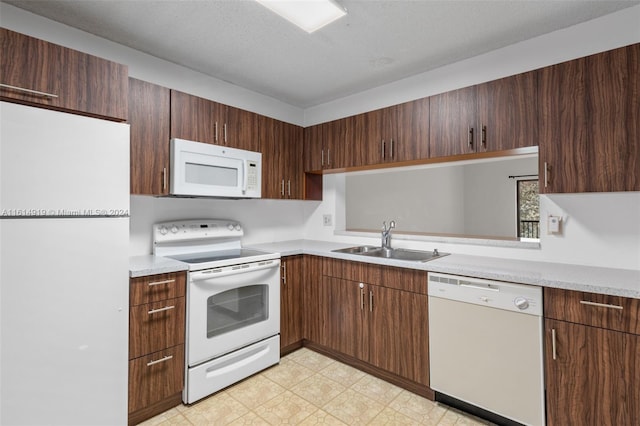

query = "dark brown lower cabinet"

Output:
[[368, 285, 429, 386], [305, 257, 430, 393], [280, 255, 304, 353], [128, 345, 185, 415], [128, 272, 186, 425], [545, 319, 640, 425], [315, 277, 368, 360]]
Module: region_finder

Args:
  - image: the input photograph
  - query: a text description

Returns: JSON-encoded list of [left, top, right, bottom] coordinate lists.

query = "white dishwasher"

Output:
[[428, 272, 545, 426]]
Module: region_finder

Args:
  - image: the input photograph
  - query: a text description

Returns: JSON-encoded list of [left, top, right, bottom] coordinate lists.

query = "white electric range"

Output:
[[153, 219, 281, 404]]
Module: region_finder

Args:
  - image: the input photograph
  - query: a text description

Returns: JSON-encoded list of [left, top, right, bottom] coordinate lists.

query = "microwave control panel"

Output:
[[246, 161, 259, 192]]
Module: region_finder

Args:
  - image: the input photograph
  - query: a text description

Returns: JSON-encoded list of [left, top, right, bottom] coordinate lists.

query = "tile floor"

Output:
[[140, 348, 490, 425]]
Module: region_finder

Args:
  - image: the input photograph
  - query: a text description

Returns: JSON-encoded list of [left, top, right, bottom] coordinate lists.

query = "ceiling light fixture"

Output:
[[256, 0, 347, 33]]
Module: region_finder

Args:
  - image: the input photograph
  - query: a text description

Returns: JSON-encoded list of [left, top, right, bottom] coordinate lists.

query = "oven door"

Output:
[[187, 259, 280, 366]]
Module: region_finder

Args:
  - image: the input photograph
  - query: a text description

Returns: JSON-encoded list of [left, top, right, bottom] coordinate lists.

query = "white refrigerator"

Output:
[[0, 101, 130, 425]]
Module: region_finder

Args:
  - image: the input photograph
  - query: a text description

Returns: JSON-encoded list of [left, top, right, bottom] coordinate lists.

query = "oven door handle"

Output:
[[190, 260, 280, 281]]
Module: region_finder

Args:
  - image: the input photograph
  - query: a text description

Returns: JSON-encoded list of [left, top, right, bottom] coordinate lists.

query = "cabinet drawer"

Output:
[[544, 288, 640, 335], [129, 297, 185, 359], [130, 272, 186, 306], [128, 345, 184, 413]]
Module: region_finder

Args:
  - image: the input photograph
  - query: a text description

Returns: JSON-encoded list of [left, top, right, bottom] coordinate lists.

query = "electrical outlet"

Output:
[[547, 215, 562, 234], [323, 214, 333, 227]]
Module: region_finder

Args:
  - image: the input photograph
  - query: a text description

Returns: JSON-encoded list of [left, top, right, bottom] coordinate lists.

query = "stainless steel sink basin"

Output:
[[332, 246, 449, 262], [332, 245, 380, 254]]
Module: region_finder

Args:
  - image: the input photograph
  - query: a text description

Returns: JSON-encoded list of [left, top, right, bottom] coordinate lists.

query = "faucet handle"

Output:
[[389, 220, 396, 229]]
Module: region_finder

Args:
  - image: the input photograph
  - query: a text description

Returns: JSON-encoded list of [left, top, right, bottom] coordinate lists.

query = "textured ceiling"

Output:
[[4, 0, 639, 108]]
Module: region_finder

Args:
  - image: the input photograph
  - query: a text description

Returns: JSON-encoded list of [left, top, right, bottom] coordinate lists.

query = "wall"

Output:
[[345, 164, 466, 234], [462, 157, 538, 237], [307, 175, 640, 270], [2, 3, 639, 269], [129, 196, 308, 255]]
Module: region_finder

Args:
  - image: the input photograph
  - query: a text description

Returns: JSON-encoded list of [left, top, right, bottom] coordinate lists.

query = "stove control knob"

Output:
[[171, 225, 179, 234], [227, 223, 235, 231], [514, 297, 529, 310], [235, 224, 242, 231], [159, 226, 168, 235]]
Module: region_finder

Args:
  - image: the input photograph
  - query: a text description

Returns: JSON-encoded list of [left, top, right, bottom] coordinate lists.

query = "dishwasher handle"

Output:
[[460, 283, 500, 292]]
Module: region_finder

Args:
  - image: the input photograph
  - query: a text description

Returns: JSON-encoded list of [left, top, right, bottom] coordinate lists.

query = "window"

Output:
[[517, 179, 540, 238]]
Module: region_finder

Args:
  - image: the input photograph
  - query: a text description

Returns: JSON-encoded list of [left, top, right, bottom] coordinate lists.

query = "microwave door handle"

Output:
[[242, 160, 248, 194]]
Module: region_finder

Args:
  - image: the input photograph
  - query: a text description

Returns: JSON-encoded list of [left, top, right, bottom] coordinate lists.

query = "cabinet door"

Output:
[[280, 255, 304, 349], [545, 319, 640, 425], [283, 122, 304, 199], [303, 124, 324, 172], [303, 256, 324, 342], [129, 78, 171, 195], [429, 85, 477, 157], [348, 112, 369, 167], [365, 108, 386, 165], [170, 90, 216, 144], [539, 44, 639, 193], [477, 71, 537, 152], [324, 118, 349, 169], [368, 286, 430, 386], [1, 28, 128, 121], [259, 115, 284, 199], [224, 105, 259, 151], [316, 277, 368, 361], [391, 98, 430, 162]]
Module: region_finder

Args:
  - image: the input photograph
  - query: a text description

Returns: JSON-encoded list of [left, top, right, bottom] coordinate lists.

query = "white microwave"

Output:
[[170, 138, 262, 198]]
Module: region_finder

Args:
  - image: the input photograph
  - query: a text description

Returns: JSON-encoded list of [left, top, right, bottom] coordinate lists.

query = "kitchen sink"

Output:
[[332, 245, 380, 254], [332, 246, 449, 262]]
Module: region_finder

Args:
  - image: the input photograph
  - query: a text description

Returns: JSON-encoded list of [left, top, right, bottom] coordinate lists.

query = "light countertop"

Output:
[[129, 255, 188, 278], [130, 239, 640, 298], [247, 240, 640, 299]]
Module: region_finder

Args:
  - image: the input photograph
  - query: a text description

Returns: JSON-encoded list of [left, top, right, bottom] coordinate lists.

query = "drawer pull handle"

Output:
[[148, 305, 175, 315], [147, 355, 173, 367], [551, 328, 557, 360], [0, 83, 59, 98], [148, 279, 175, 287], [579, 300, 623, 310]]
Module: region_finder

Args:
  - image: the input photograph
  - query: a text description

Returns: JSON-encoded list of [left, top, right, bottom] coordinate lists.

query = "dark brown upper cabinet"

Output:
[[170, 89, 258, 152], [129, 78, 171, 196], [430, 71, 537, 157], [303, 120, 349, 172], [259, 116, 303, 199], [349, 98, 429, 167], [538, 43, 639, 194], [0, 28, 128, 121]]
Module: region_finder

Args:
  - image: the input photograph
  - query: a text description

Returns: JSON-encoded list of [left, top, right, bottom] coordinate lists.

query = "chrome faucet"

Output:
[[381, 220, 396, 253]]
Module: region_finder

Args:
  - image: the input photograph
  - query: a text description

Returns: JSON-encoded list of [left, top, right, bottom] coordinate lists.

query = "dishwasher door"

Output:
[[428, 273, 545, 426]]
